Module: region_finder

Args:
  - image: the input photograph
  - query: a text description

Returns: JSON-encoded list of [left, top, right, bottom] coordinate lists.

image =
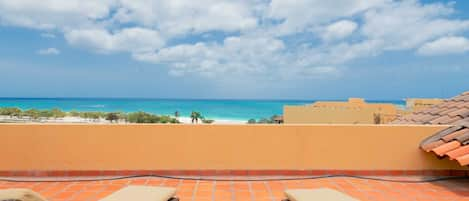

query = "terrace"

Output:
[[1, 124, 468, 201], [1, 176, 469, 201]]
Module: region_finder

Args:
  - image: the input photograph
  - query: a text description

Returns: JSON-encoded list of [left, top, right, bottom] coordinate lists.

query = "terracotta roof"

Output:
[[420, 121, 469, 166], [392, 91, 469, 125]]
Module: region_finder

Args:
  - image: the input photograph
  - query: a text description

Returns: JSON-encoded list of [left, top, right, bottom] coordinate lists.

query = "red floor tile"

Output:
[[0, 176, 468, 201]]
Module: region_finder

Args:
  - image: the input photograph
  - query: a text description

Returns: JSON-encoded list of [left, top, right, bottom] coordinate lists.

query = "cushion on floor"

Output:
[[0, 188, 48, 201], [98, 185, 176, 201], [285, 188, 359, 201]]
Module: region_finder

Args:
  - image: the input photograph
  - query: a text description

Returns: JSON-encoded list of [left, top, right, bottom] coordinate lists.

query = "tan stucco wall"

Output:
[[0, 124, 466, 171], [284, 99, 398, 124]]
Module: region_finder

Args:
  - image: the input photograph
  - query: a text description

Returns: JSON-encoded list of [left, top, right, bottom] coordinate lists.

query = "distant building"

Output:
[[283, 98, 398, 124], [405, 98, 443, 112]]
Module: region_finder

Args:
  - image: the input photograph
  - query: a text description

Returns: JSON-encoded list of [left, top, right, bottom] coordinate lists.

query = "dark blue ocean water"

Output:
[[0, 98, 405, 121]]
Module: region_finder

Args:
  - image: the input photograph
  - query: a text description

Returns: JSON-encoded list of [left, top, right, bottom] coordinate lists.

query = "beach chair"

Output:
[[99, 185, 179, 201], [282, 188, 359, 201], [0, 186, 178, 201], [0, 188, 48, 201]]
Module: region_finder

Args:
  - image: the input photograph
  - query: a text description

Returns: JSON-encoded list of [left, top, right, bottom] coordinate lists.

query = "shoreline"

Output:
[[0, 115, 247, 125], [177, 117, 246, 124]]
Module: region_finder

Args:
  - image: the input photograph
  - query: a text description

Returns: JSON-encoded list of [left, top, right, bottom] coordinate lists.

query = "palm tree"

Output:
[[190, 111, 202, 124], [190, 111, 196, 123]]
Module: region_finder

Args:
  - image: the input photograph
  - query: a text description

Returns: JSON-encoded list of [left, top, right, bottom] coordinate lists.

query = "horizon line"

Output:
[[0, 96, 408, 102]]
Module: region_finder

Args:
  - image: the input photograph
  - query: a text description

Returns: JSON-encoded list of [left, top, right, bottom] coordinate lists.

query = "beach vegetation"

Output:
[[117, 112, 127, 121], [190, 111, 213, 124], [105, 112, 120, 123], [79, 112, 103, 121], [69, 110, 80, 117], [51, 108, 66, 119], [169, 118, 179, 124], [247, 115, 282, 124], [126, 111, 178, 124], [190, 111, 202, 123], [23, 109, 40, 119], [39, 110, 53, 118], [127, 111, 159, 123], [0, 107, 22, 117], [247, 119, 256, 124], [257, 118, 272, 124], [159, 115, 176, 124], [0, 107, 180, 124], [202, 119, 214, 124]]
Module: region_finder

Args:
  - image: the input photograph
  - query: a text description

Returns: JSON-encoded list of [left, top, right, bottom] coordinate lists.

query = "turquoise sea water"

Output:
[[0, 98, 405, 121]]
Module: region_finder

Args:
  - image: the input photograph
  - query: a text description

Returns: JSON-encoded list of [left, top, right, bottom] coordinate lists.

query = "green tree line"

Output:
[[0, 107, 179, 124], [247, 114, 282, 124]]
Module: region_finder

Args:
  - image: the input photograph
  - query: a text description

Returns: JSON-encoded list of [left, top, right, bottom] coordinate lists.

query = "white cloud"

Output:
[[65, 27, 164, 54], [40, 33, 56, 38], [417, 36, 469, 56], [1, 0, 469, 80], [321, 20, 358, 41], [37, 48, 60, 55], [315, 0, 469, 64], [0, 0, 116, 30], [266, 0, 387, 35], [133, 36, 288, 77], [361, 0, 469, 50], [113, 0, 258, 35]]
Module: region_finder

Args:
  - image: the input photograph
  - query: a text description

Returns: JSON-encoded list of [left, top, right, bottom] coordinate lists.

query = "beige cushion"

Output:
[[285, 188, 359, 201], [99, 185, 176, 201], [0, 188, 48, 201]]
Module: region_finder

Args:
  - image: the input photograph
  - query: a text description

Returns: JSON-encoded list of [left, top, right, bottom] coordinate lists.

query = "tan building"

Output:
[[405, 98, 443, 112], [283, 98, 398, 124]]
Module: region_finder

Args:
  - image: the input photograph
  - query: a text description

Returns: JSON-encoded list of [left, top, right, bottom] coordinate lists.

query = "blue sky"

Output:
[[0, 0, 468, 100]]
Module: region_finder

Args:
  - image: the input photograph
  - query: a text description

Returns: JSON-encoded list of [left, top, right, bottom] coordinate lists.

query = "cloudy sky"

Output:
[[0, 0, 468, 100]]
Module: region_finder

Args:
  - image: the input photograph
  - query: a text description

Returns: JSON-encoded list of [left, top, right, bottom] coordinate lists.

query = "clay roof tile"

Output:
[[462, 102, 469, 109], [446, 116, 463, 124], [431, 141, 461, 156], [421, 114, 438, 123], [455, 132, 469, 145], [438, 101, 453, 108], [441, 128, 469, 142], [456, 154, 469, 166], [421, 140, 445, 152], [451, 93, 469, 101], [451, 97, 463, 101], [438, 107, 460, 116], [459, 110, 469, 118], [393, 91, 469, 126], [429, 116, 452, 125], [446, 145, 469, 160], [426, 107, 442, 115], [448, 108, 469, 118], [453, 101, 468, 108]]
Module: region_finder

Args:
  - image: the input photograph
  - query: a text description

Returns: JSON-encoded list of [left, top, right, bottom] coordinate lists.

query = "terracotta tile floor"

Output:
[[1, 176, 469, 201]]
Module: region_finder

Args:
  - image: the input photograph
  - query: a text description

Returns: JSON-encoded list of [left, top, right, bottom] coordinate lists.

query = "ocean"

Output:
[[0, 98, 405, 121]]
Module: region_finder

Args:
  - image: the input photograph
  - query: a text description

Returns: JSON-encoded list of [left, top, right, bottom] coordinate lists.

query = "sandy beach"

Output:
[[177, 117, 246, 124], [0, 115, 246, 124]]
